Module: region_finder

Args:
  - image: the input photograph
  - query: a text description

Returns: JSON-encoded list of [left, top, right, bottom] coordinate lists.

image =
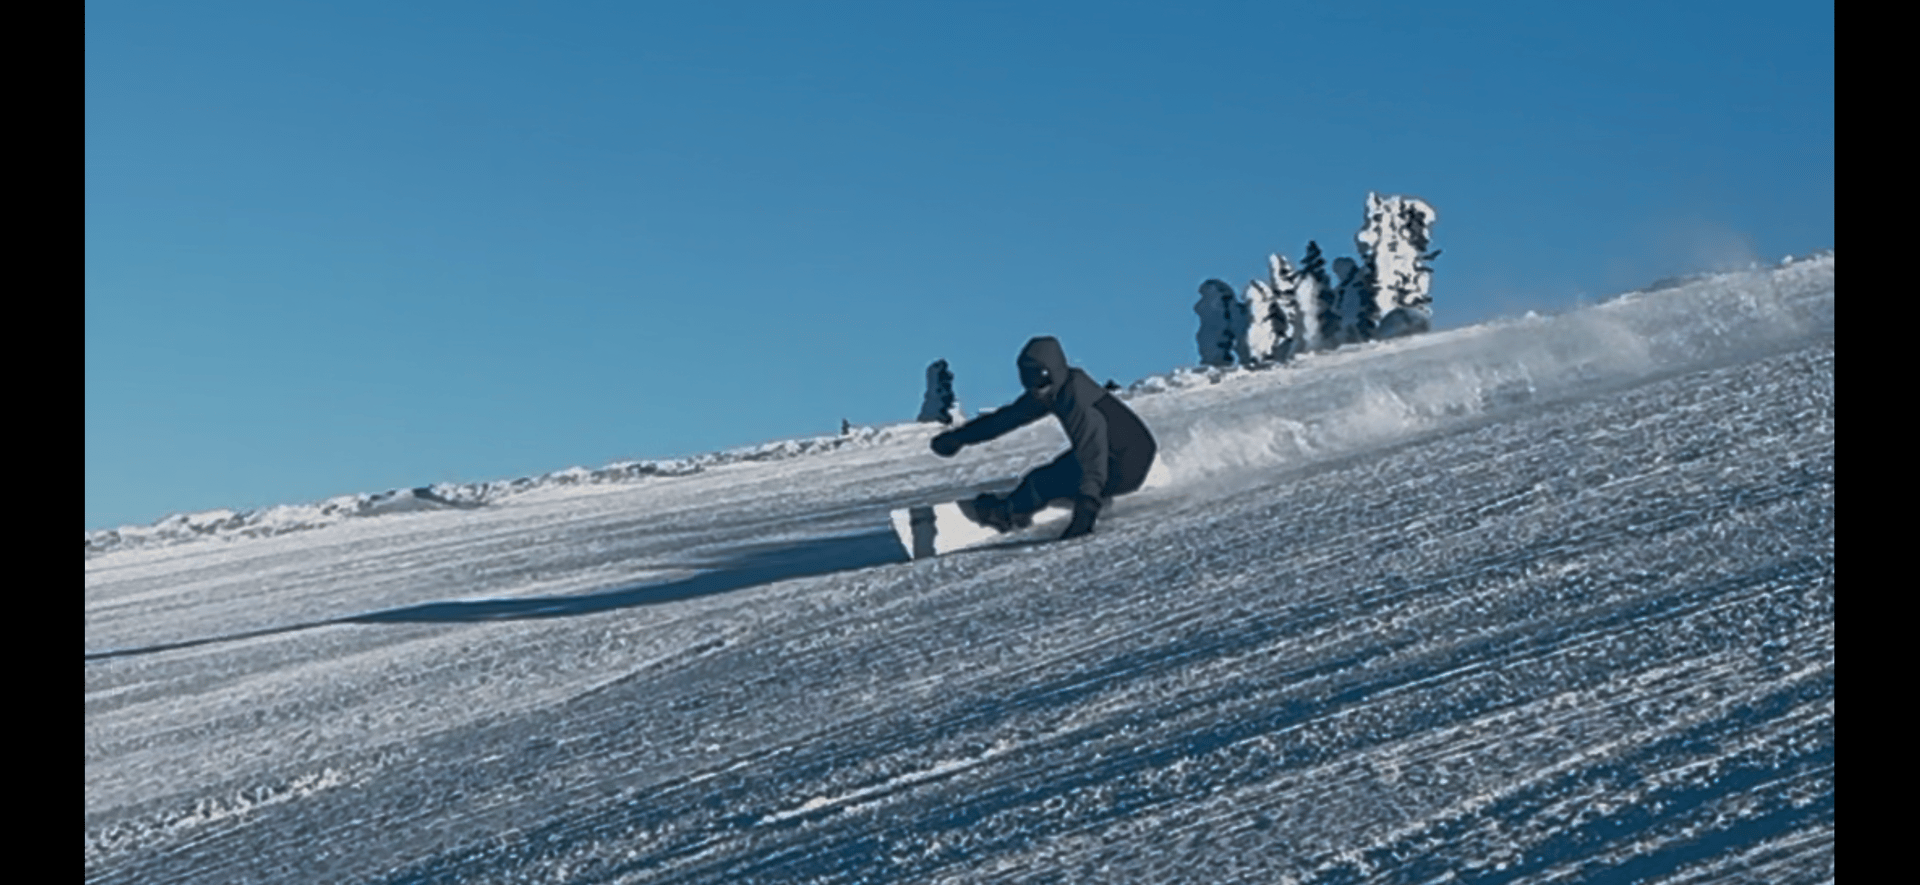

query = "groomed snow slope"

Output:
[[86, 255, 1832, 884]]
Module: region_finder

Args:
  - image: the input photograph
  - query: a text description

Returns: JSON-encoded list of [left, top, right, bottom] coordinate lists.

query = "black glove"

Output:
[[930, 432, 962, 457], [1061, 495, 1101, 539]]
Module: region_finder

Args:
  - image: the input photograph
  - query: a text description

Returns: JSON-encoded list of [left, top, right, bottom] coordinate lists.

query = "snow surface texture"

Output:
[[86, 254, 1832, 884]]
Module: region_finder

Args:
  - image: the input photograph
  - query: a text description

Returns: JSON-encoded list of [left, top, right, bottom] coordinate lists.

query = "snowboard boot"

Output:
[[968, 493, 1033, 533]]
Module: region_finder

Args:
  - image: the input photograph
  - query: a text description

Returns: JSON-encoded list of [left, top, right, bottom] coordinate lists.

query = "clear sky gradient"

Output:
[[85, 0, 1834, 530]]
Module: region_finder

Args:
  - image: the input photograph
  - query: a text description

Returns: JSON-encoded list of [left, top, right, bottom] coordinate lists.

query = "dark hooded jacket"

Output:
[[942, 337, 1158, 501]]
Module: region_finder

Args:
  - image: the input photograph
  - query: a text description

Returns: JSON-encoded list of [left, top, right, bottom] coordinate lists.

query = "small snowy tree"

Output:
[[1242, 277, 1297, 365], [1193, 279, 1248, 366], [1300, 241, 1341, 351], [1330, 256, 1377, 345], [1269, 254, 1307, 328], [918, 359, 960, 424], [1355, 192, 1439, 340], [1272, 252, 1323, 353]]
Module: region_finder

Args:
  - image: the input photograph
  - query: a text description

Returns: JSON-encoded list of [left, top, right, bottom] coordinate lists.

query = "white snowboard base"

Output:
[[890, 500, 1072, 559]]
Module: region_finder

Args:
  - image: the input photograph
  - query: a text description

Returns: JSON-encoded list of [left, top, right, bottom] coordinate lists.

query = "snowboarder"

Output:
[[930, 336, 1158, 540]]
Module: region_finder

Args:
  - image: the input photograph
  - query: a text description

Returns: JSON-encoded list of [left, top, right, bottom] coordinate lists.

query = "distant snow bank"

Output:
[[84, 424, 939, 558], [85, 252, 1832, 559], [1143, 250, 1832, 487]]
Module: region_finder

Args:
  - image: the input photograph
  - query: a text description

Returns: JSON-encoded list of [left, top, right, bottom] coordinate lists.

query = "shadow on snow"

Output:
[[347, 530, 907, 624], [84, 530, 908, 660]]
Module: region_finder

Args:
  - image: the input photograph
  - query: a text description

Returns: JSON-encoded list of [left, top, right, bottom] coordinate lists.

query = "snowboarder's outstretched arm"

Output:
[[930, 392, 1047, 456]]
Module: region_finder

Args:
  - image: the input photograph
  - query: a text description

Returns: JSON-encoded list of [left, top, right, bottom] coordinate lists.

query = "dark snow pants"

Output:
[[1005, 446, 1155, 518]]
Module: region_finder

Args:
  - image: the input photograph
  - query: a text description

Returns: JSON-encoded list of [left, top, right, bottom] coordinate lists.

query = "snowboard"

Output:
[[890, 498, 1073, 559]]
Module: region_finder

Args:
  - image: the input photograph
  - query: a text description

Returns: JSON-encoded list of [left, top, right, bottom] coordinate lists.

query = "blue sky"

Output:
[[85, 0, 1834, 530]]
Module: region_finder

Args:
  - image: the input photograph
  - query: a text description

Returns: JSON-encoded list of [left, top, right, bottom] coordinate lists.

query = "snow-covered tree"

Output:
[[918, 359, 960, 424], [1355, 192, 1439, 340], [1270, 253, 1322, 354], [1330, 256, 1377, 346], [1193, 279, 1248, 366], [1242, 277, 1297, 366], [1268, 254, 1307, 320], [1301, 241, 1341, 351]]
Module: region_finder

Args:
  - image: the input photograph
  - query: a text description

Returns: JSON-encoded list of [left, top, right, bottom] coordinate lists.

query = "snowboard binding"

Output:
[[963, 493, 1033, 533]]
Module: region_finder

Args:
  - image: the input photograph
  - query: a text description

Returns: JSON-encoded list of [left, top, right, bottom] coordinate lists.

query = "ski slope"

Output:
[[85, 255, 1833, 883]]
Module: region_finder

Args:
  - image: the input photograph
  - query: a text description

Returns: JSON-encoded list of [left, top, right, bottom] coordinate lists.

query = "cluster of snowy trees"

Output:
[[913, 193, 1439, 424], [1196, 193, 1440, 367]]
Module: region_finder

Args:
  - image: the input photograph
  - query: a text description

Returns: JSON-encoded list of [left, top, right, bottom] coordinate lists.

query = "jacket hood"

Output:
[[1017, 336, 1070, 398]]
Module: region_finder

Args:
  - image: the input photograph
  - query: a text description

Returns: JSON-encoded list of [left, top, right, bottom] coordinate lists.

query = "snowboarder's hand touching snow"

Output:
[[1061, 496, 1100, 539], [931, 433, 963, 457]]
